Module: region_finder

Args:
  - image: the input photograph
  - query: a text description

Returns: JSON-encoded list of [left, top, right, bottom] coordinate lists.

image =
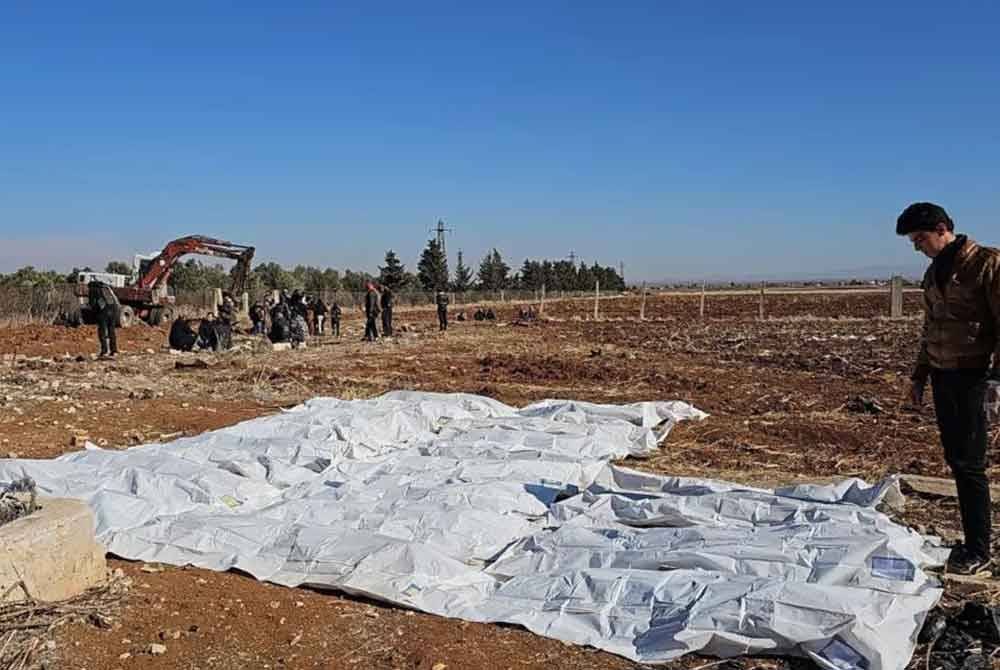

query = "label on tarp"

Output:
[[219, 495, 242, 508], [817, 638, 869, 670], [870, 556, 915, 582]]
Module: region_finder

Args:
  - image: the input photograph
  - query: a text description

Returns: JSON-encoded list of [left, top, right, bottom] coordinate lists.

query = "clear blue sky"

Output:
[[1, 1, 997, 281]]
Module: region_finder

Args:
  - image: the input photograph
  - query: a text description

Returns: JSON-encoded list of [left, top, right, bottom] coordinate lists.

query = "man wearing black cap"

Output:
[[897, 202, 1000, 574]]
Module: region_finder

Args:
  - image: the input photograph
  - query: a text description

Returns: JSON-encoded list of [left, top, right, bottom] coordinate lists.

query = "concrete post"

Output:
[[700, 281, 706, 319], [639, 282, 647, 320], [594, 280, 600, 320], [540, 284, 546, 315], [758, 282, 765, 320], [890, 276, 904, 318]]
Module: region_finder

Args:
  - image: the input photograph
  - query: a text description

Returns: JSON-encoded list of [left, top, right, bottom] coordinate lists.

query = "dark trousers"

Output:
[[381, 308, 393, 337], [437, 307, 447, 331], [331, 318, 340, 337], [96, 308, 118, 355], [364, 315, 379, 341], [932, 368, 991, 557]]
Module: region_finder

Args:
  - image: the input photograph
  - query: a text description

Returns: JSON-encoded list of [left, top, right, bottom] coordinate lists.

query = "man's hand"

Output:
[[907, 379, 926, 408]]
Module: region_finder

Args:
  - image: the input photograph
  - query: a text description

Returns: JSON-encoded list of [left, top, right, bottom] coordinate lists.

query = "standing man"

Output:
[[898, 202, 1000, 574], [364, 282, 381, 342], [435, 290, 449, 331], [380, 285, 394, 337], [88, 279, 120, 359], [330, 301, 342, 337], [313, 296, 328, 335]]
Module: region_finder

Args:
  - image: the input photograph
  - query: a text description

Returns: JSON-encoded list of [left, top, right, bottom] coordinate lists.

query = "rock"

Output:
[[432, 664, 447, 670], [269, 601, 281, 609], [6, 452, 19, 459], [69, 434, 89, 448], [119, 652, 131, 660], [140, 564, 163, 573], [148, 643, 167, 656]]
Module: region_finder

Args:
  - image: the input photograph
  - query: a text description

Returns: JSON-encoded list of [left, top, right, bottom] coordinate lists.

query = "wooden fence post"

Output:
[[540, 284, 546, 315], [758, 282, 765, 320], [890, 275, 904, 318], [594, 280, 600, 320], [639, 282, 647, 320], [700, 282, 706, 319]]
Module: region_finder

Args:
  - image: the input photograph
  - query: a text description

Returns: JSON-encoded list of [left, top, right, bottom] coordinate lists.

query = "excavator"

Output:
[[75, 235, 255, 327]]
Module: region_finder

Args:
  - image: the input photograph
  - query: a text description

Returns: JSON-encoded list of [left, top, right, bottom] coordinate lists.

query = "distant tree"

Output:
[[341, 269, 375, 293], [519, 259, 542, 290], [452, 251, 473, 292], [168, 259, 230, 292], [0, 266, 64, 288], [379, 250, 406, 289], [477, 248, 510, 291], [252, 262, 295, 291], [417, 239, 449, 291], [577, 262, 595, 291], [105, 260, 132, 276]]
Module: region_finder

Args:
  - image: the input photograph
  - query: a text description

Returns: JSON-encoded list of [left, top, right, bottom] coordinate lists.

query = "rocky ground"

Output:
[[2, 290, 998, 670]]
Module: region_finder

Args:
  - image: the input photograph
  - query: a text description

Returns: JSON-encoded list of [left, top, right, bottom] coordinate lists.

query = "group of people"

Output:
[[168, 292, 237, 352], [454, 306, 497, 322], [252, 289, 343, 347]]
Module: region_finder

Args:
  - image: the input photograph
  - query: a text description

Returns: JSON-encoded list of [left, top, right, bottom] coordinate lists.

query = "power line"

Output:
[[428, 219, 454, 257]]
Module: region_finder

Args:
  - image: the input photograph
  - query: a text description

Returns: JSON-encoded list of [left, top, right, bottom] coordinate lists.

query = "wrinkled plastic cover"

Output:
[[0, 391, 942, 668]]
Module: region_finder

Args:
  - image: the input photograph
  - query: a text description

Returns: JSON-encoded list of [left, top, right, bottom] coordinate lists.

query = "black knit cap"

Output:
[[896, 202, 954, 235]]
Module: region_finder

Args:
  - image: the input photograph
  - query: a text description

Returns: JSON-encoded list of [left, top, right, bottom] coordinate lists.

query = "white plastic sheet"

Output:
[[0, 391, 943, 668]]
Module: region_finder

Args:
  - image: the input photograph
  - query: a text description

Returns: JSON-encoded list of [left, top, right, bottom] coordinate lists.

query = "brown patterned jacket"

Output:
[[913, 238, 1000, 380]]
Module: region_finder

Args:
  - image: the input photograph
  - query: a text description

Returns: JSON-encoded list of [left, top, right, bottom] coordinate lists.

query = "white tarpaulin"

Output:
[[0, 391, 943, 668]]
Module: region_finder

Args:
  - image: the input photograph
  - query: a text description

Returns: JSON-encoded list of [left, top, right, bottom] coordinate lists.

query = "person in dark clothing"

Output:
[[169, 317, 199, 351], [485, 308, 496, 321], [897, 201, 1000, 575], [364, 283, 381, 341], [313, 297, 328, 335], [87, 280, 119, 358], [329, 302, 342, 337], [435, 291, 449, 331], [269, 300, 292, 343], [218, 293, 236, 327], [250, 301, 266, 336], [198, 314, 219, 351], [473, 307, 485, 321], [380, 286, 394, 337]]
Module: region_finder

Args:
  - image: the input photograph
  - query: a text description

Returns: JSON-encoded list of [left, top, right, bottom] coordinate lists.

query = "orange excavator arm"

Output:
[[136, 235, 256, 295]]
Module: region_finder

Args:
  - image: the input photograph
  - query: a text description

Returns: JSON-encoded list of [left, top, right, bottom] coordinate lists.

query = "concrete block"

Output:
[[0, 497, 106, 603]]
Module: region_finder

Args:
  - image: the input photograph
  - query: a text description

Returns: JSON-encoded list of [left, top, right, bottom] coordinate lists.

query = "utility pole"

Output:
[[429, 219, 453, 256], [619, 260, 625, 285]]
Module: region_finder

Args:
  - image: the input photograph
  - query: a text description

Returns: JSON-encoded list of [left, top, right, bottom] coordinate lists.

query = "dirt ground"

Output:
[[2, 290, 996, 670]]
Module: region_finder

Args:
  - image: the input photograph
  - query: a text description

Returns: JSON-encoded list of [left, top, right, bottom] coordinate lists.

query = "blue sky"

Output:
[[1, 1, 997, 281]]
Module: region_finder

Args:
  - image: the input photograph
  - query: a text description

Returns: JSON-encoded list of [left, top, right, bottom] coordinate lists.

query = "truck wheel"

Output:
[[118, 305, 135, 328]]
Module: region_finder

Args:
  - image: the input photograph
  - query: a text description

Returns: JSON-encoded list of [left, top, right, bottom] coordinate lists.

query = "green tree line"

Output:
[[0, 244, 625, 294]]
